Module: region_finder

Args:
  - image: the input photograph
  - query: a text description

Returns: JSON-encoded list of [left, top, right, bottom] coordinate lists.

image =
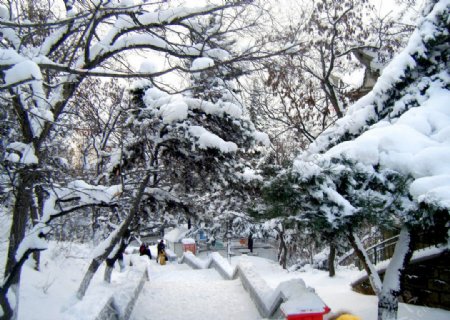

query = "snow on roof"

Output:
[[181, 238, 196, 244], [164, 227, 189, 243]]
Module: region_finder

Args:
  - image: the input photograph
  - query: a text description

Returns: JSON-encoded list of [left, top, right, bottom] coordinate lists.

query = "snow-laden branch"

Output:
[[14, 180, 122, 262], [348, 232, 383, 295]]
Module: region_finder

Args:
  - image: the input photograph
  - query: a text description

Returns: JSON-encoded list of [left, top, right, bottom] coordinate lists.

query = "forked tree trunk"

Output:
[[348, 227, 414, 320], [76, 173, 151, 300]]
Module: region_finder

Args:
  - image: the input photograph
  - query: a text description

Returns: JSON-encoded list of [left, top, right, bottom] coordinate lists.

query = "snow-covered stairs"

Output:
[[130, 262, 260, 320]]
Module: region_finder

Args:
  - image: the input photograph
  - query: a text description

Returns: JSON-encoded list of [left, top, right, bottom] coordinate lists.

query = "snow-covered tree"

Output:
[[248, 0, 417, 155], [263, 0, 449, 319], [0, 0, 287, 317], [114, 45, 269, 242]]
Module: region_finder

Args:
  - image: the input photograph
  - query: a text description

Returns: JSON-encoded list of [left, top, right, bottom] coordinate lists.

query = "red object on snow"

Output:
[[182, 238, 196, 255], [284, 306, 331, 320]]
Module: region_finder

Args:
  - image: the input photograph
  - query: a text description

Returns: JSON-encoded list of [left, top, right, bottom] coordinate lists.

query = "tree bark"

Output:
[[2, 170, 36, 318], [76, 173, 151, 300], [347, 232, 382, 296], [1, 247, 43, 320], [377, 227, 415, 320], [104, 260, 114, 283], [328, 242, 336, 277], [30, 189, 41, 271], [377, 292, 398, 320], [0, 290, 13, 320], [278, 231, 287, 269], [76, 258, 101, 299]]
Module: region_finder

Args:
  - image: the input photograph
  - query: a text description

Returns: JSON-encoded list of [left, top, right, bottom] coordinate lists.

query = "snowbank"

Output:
[[179, 252, 330, 318]]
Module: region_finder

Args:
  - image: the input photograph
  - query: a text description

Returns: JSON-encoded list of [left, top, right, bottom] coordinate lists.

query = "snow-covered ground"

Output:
[[13, 242, 450, 319], [131, 263, 260, 320]]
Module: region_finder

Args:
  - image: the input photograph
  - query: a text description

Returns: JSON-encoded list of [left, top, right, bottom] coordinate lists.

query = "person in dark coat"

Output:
[[139, 242, 152, 260], [248, 233, 254, 253], [157, 239, 166, 263]]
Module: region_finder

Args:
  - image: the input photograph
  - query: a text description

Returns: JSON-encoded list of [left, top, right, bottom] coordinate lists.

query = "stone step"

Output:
[[131, 264, 260, 320]]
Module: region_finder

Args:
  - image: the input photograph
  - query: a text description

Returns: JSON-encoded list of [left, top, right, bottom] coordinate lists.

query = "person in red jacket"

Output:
[[139, 242, 152, 260]]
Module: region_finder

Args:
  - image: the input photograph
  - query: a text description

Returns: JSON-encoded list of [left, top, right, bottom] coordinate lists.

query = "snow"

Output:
[[132, 264, 259, 320], [139, 60, 159, 74], [190, 57, 215, 71], [410, 175, 450, 208], [10, 241, 450, 320], [15, 226, 49, 262], [138, 5, 215, 25], [322, 187, 356, 217], [164, 226, 189, 243], [0, 5, 8, 19], [0, 209, 11, 282], [6, 142, 38, 164], [0, 49, 26, 66], [159, 99, 189, 124], [185, 98, 242, 118], [205, 48, 230, 61], [189, 126, 238, 153], [181, 238, 195, 245], [324, 85, 450, 207], [381, 228, 411, 293], [253, 131, 271, 147], [90, 224, 122, 259], [239, 168, 263, 183], [4, 60, 42, 84], [301, 0, 450, 210], [63, 180, 122, 205], [352, 245, 449, 284], [279, 279, 328, 315]]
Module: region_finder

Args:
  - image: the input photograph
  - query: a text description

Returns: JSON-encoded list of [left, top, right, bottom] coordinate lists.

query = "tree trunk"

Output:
[[377, 227, 415, 320], [104, 259, 114, 283], [1, 248, 42, 320], [30, 191, 41, 271], [323, 80, 343, 118], [328, 242, 336, 277], [3, 171, 35, 318], [278, 232, 287, 269], [0, 288, 13, 320], [77, 259, 101, 299], [378, 292, 398, 320], [347, 232, 382, 295], [76, 173, 151, 300]]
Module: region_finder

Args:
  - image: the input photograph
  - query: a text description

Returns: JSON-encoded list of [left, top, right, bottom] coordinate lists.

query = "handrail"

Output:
[[340, 232, 444, 269]]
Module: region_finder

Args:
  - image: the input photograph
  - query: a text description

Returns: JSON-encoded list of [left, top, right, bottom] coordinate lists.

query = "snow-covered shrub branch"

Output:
[[262, 1, 449, 318]]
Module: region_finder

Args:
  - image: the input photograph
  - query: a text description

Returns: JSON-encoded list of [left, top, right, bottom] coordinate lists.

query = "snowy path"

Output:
[[130, 262, 260, 320]]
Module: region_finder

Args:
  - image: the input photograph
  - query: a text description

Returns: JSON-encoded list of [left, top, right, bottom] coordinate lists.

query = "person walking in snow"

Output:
[[157, 239, 166, 264], [248, 233, 254, 253], [139, 242, 152, 260]]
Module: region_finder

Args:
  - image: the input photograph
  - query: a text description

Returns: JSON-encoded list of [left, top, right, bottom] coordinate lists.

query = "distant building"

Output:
[[164, 226, 196, 257]]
